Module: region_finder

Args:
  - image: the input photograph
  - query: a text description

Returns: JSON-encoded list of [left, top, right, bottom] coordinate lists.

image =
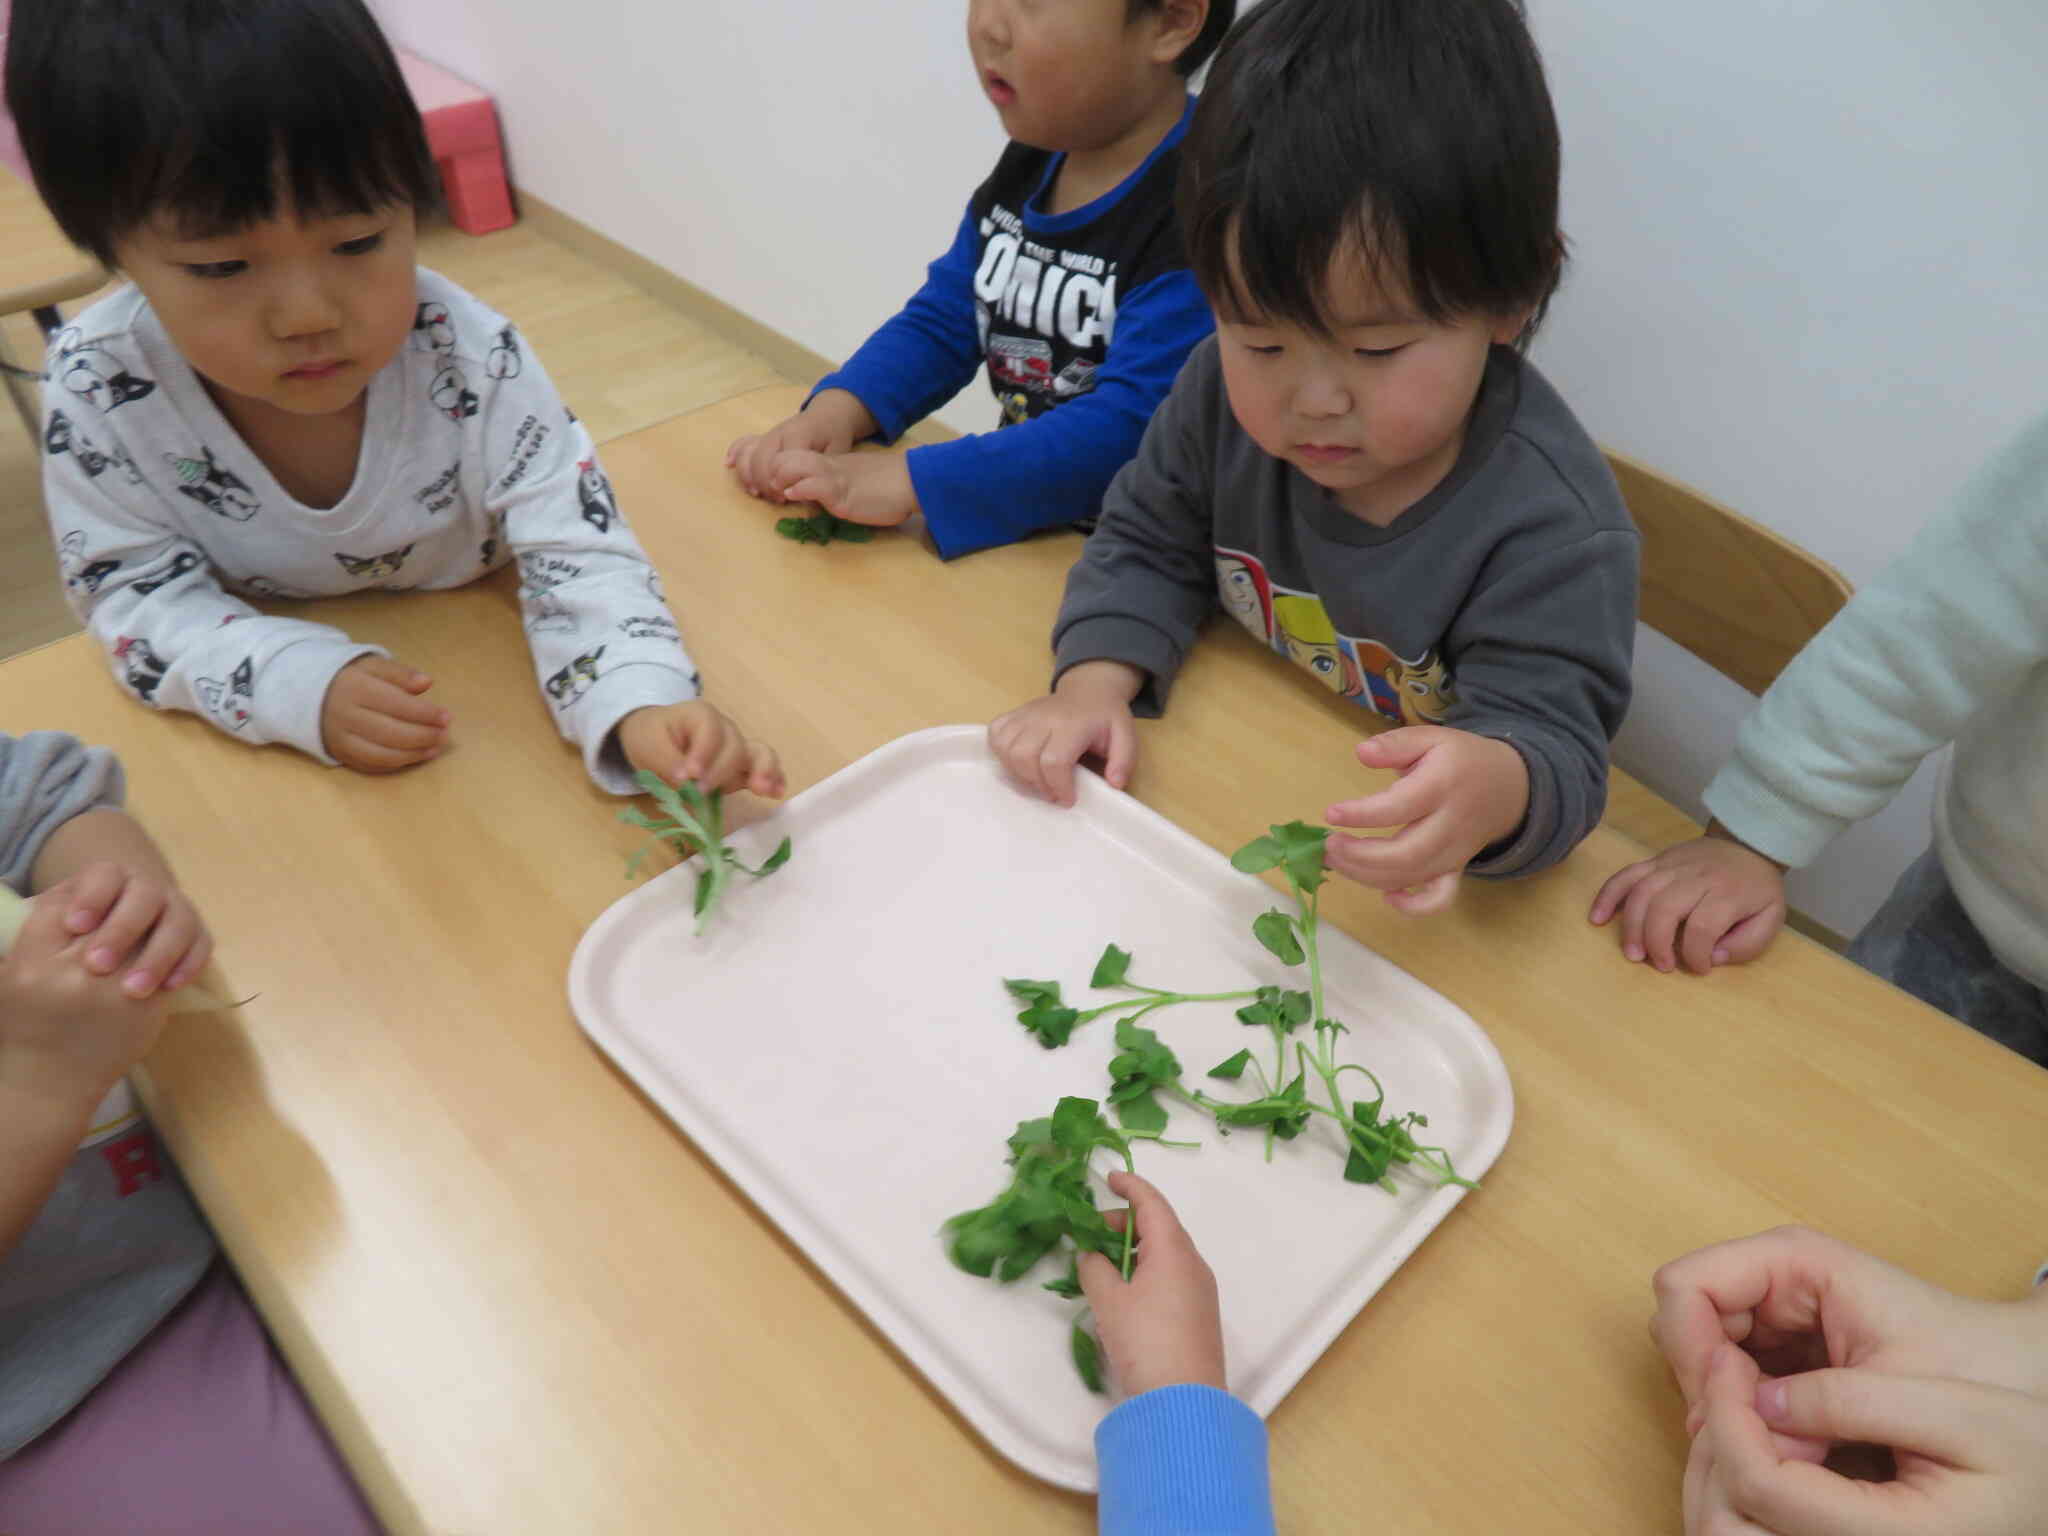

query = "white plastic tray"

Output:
[[568, 725, 1513, 1490]]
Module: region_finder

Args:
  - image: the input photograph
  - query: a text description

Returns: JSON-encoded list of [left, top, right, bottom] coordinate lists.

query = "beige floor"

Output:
[[0, 216, 785, 661]]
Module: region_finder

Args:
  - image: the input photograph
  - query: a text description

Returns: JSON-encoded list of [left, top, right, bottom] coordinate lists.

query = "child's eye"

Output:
[[1354, 345, 1408, 360], [336, 233, 385, 256], [183, 260, 247, 280], [1243, 343, 1284, 357]]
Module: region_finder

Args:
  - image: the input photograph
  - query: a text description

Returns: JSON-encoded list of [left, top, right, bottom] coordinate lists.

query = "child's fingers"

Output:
[[693, 727, 751, 794], [1589, 860, 1653, 926], [360, 678, 449, 730], [1383, 870, 1460, 915], [1758, 1368, 2015, 1469], [1679, 898, 1748, 976], [1100, 715, 1137, 791], [83, 878, 169, 977], [1103, 1170, 1193, 1254], [779, 472, 840, 515], [1326, 823, 1452, 892], [350, 709, 448, 755], [1038, 723, 1099, 807], [124, 898, 203, 997], [745, 743, 786, 799], [1075, 1249, 1125, 1308], [1713, 906, 1784, 967], [355, 656, 434, 695], [1325, 773, 1436, 832], [58, 860, 128, 935], [1351, 729, 1436, 774], [161, 918, 215, 992], [333, 731, 439, 774], [1633, 886, 1696, 973]]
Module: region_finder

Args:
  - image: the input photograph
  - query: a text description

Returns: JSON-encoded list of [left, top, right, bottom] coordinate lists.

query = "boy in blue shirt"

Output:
[[726, 0, 1233, 560]]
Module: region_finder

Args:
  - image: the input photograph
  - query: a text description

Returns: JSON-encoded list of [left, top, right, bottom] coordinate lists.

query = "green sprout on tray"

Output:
[[775, 510, 874, 545], [946, 821, 1475, 1392], [619, 769, 791, 934]]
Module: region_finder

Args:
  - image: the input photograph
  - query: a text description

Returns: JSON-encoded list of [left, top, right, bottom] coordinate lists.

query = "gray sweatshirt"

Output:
[[1053, 338, 1638, 876], [0, 733, 214, 1458]]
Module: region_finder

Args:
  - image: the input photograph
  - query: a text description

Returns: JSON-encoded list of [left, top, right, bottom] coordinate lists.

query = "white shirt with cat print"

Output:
[[39, 268, 698, 792]]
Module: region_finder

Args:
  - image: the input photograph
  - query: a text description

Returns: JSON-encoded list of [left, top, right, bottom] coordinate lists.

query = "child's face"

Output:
[[1215, 252, 1526, 527], [967, 0, 1182, 151], [114, 203, 419, 422]]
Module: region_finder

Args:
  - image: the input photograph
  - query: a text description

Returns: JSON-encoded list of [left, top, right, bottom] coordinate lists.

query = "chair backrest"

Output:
[[1606, 448, 1853, 696]]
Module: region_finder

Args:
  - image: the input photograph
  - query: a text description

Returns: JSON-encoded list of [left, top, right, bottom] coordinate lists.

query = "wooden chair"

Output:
[[1601, 448, 1855, 869]]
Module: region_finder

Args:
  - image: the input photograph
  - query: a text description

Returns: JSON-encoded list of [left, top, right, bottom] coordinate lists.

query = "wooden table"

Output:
[[5, 384, 2044, 1534], [1, 161, 109, 433]]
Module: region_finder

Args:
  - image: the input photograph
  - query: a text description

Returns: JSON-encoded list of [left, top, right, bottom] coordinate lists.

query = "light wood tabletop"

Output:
[[5, 384, 2044, 1534], [0, 161, 104, 319]]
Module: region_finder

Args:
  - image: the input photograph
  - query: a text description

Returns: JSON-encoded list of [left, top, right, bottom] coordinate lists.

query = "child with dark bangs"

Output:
[[6, 0, 781, 801], [992, 0, 1640, 913]]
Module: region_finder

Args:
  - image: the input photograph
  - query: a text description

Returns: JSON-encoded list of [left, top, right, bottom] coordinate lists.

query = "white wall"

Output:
[[376, 0, 2048, 937]]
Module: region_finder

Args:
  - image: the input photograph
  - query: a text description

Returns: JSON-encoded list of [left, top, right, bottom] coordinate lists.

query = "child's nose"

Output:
[[269, 275, 345, 340], [967, 0, 1009, 50], [1292, 369, 1352, 419]]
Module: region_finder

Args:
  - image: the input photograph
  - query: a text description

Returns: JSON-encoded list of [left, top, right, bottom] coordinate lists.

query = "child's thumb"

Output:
[[1076, 1250, 1125, 1309]]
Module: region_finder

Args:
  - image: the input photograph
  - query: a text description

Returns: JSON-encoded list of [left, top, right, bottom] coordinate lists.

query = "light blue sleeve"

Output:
[[1095, 1384, 1275, 1536], [0, 731, 125, 893], [1703, 411, 2048, 865]]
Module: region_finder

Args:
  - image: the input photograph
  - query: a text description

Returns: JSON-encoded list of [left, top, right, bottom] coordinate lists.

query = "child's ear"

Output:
[[1148, 0, 1209, 66], [1488, 307, 1535, 346]]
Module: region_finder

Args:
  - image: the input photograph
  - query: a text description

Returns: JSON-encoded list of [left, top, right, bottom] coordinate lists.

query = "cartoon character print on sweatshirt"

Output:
[[195, 656, 255, 732], [111, 635, 168, 704], [49, 328, 156, 414], [57, 531, 121, 598], [486, 325, 524, 380], [577, 459, 621, 534], [129, 548, 205, 598], [526, 587, 575, 635], [335, 545, 416, 583], [430, 364, 479, 424], [1220, 550, 1458, 727], [544, 644, 605, 709], [413, 302, 456, 352], [237, 574, 315, 601], [479, 509, 507, 570], [1216, 549, 1275, 643], [45, 410, 143, 484], [168, 447, 260, 521]]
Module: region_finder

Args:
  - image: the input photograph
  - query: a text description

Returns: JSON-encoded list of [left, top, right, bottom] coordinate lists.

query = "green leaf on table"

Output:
[[1051, 1096, 1109, 1154], [1208, 1048, 1254, 1081], [1018, 999, 1081, 1049], [1006, 1118, 1056, 1164], [1005, 977, 1064, 1007], [732, 836, 793, 878], [1089, 942, 1133, 989], [1113, 1092, 1168, 1134], [1071, 1317, 1106, 1394], [833, 519, 874, 543], [692, 867, 715, 918], [1252, 909, 1304, 965], [1343, 1100, 1397, 1186]]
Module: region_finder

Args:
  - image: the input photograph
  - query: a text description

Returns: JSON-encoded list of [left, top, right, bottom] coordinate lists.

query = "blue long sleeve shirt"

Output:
[[1096, 1384, 1275, 1536], [815, 99, 1214, 560]]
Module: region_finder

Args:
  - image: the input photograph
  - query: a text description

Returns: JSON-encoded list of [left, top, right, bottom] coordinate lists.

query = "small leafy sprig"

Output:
[[1002, 943, 1260, 1049], [943, 1094, 1196, 1393], [775, 509, 874, 545], [619, 769, 792, 933]]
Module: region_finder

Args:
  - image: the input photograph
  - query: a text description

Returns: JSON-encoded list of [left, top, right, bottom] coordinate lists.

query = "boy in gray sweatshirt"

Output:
[[990, 0, 1637, 909]]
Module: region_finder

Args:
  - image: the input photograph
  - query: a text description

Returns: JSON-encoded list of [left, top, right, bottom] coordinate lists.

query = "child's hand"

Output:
[[1323, 727, 1529, 913], [987, 661, 1146, 806], [1078, 1171, 1227, 1399], [1652, 1227, 2048, 1442], [765, 449, 918, 529], [619, 701, 786, 798], [0, 874, 191, 1105], [1589, 828, 1787, 973], [726, 390, 874, 502], [1684, 1340, 2048, 1536], [321, 656, 449, 774]]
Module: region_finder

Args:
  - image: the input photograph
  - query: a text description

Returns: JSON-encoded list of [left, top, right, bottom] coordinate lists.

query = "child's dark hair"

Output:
[[1181, 0, 1564, 342], [1130, 0, 1238, 78], [4, 0, 440, 266]]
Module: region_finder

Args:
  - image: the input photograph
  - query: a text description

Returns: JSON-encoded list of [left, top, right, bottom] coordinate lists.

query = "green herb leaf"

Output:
[[1042, 1257, 1084, 1300], [1269, 820, 1331, 893], [1230, 834, 1284, 873], [1071, 1317, 1105, 1394], [1089, 943, 1133, 989], [1017, 999, 1081, 1049], [1208, 1048, 1254, 1080], [1252, 909, 1305, 965], [1004, 977, 1063, 1007]]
